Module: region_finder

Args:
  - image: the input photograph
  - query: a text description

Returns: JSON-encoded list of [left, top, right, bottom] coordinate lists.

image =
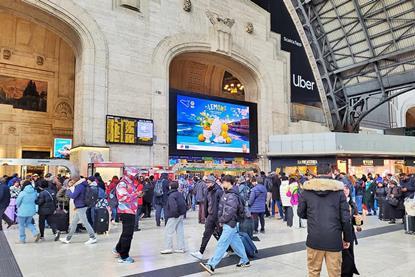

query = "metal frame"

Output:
[[290, 0, 415, 131]]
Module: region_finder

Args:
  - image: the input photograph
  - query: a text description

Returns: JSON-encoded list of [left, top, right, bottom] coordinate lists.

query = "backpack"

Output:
[[264, 177, 273, 192], [84, 185, 99, 208], [239, 183, 251, 204], [108, 188, 118, 208], [154, 180, 164, 197], [237, 195, 247, 222]]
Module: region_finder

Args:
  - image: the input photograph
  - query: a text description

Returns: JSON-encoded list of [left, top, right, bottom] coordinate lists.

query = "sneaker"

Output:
[[112, 248, 120, 258], [253, 230, 258, 234], [34, 233, 41, 242], [190, 251, 203, 260], [118, 257, 135, 264], [160, 249, 173, 254], [134, 228, 141, 232], [200, 263, 214, 275], [236, 261, 251, 268], [60, 237, 71, 244], [54, 232, 61, 242], [84, 238, 97, 245], [260, 229, 265, 234], [174, 249, 185, 253]]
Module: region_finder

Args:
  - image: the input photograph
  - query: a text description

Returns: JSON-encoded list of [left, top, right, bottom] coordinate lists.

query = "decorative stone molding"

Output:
[[2, 49, 11, 60], [205, 11, 235, 55], [117, 0, 140, 12], [8, 126, 16, 135], [36, 55, 44, 65], [246, 22, 254, 34], [183, 0, 191, 12], [54, 101, 73, 119]]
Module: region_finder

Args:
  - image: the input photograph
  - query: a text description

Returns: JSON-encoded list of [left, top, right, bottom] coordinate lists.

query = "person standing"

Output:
[[200, 175, 250, 274], [60, 176, 97, 245], [191, 175, 224, 260], [16, 181, 41, 243], [297, 170, 352, 277], [142, 177, 154, 218], [248, 176, 267, 234], [153, 173, 169, 227], [280, 176, 292, 225], [271, 173, 283, 219], [0, 177, 13, 230], [364, 177, 376, 216], [134, 176, 144, 232], [36, 180, 59, 241], [375, 180, 388, 220], [160, 181, 187, 254], [287, 177, 301, 228], [194, 176, 208, 224]]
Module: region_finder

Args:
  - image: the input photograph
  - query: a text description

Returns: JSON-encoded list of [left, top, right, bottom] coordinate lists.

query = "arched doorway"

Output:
[[168, 52, 260, 175], [406, 107, 415, 128]]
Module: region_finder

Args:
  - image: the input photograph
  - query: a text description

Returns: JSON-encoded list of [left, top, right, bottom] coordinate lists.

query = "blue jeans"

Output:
[[191, 195, 196, 211], [356, 195, 363, 213], [155, 204, 163, 226], [111, 207, 119, 222], [18, 216, 39, 242], [207, 224, 249, 269], [272, 200, 284, 218]]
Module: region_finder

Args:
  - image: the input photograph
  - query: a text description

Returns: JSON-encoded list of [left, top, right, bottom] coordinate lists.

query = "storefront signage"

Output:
[[297, 160, 318, 165], [106, 115, 154, 145], [405, 159, 415, 166], [351, 158, 384, 166]]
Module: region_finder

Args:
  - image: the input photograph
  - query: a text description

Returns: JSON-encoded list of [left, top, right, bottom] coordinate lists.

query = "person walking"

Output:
[[191, 175, 224, 260], [60, 176, 97, 245], [287, 177, 302, 228], [16, 181, 41, 243], [0, 177, 13, 230], [153, 173, 170, 227], [36, 180, 59, 241], [200, 175, 250, 274], [160, 181, 187, 254], [248, 176, 267, 234], [134, 176, 144, 232], [142, 177, 154, 218], [280, 176, 292, 225], [297, 169, 352, 277], [113, 171, 141, 264]]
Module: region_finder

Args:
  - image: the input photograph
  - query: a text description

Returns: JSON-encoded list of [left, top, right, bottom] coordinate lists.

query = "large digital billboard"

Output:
[[169, 90, 258, 157]]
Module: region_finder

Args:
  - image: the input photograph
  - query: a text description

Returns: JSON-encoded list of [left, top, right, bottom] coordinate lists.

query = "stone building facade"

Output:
[[0, 0, 327, 175]]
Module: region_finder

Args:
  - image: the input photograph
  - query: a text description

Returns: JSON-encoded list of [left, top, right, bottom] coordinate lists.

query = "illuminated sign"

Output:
[[106, 115, 153, 145], [297, 160, 318, 165], [53, 138, 72, 159]]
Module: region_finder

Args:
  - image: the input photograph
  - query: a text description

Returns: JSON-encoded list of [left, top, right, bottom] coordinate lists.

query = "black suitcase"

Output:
[[239, 218, 254, 239], [51, 209, 69, 232], [94, 208, 109, 233], [404, 215, 415, 234]]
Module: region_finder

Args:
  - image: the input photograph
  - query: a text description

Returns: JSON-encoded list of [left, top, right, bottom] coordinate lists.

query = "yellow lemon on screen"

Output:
[[225, 137, 232, 144], [198, 134, 206, 142]]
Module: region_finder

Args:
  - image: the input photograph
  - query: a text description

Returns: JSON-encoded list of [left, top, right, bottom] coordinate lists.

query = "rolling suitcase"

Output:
[[404, 215, 415, 234], [94, 208, 109, 233], [51, 209, 69, 232], [239, 231, 258, 258]]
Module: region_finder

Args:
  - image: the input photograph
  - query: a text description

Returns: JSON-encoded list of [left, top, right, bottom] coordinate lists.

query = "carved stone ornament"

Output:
[[183, 0, 192, 12], [8, 126, 16, 134], [36, 56, 44, 65], [54, 101, 73, 119], [3, 49, 11, 60], [206, 11, 235, 55], [246, 22, 254, 34]]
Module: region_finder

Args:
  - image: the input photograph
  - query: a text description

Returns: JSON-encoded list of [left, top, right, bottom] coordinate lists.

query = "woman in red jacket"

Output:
[[134, 176, 144, 232]]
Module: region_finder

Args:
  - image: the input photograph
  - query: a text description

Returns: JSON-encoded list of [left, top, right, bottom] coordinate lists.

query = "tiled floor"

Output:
[[3, 211, 415, 277]]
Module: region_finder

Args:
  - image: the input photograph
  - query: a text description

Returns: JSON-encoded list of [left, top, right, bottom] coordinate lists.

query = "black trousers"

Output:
[[199, 218, 218, 254], [38, 214, 57, 237], [116, 213, 135, 259], [285, 207, 294, 227], [142, 201, 152, 217], [252, 212, 265, 231], [0, 207, 13, 230]]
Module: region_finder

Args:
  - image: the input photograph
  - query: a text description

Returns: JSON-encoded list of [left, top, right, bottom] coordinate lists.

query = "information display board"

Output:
[[53, 138, 72, 159], [106, 115, 154, 145]]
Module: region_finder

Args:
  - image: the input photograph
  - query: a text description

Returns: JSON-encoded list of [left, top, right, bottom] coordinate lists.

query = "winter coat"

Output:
[[116, 177, 139, 215], [36, 188, 57, 215], [400, 177, 415, 199], [194, 180, 208, 203], [271, 176, 281, 201], [204, 183, 224, 221], [56, 188, 70, 206], [164, 189, 187, 220], [363, 181, 376, 204], [375, 185, 387, 199], [16, 185, 38, 217], [280, 180, 292, 207], [66, 179, 88, 209], [134, 182, 144, 206], [297, 178, 352, 252], [218, 187, 242, 228], [143, 181, 154, 203], [248, 183, 267, 213], [0, 183, 11, 209], [355, 181, 365, 196], [286, 182, 299, 206], [153, 177, 170, 206]]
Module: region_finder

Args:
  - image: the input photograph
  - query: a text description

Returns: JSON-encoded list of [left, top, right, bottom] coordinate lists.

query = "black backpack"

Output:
[[108, 188, 118, 208], [84, 185, 99, 208], [154, 180, 164, 197], [264, 177, 273, 192]]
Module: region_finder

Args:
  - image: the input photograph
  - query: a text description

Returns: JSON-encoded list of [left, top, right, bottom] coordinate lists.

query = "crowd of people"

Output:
[[0, 168, 414, 276]]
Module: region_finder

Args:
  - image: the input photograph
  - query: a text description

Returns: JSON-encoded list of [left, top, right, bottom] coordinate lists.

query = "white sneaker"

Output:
[[160, 249, 173, 254], [84, 238, 97, 245], [174, 249, 185, 253], [191, 251, 203, 260], [60, 238, 71, 244]]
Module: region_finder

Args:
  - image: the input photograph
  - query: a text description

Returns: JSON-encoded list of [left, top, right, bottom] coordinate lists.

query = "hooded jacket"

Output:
[[36, 188, 57, 215], [0, 182, 11, 209], [66, 179, 88, 209], [248, 183, 267, 213], [298, 178, 352, 252], [218, 187, 242, 228], [204, 183, 223, 220], [16, 185, 38, 217], [164, 189, 187, 220]]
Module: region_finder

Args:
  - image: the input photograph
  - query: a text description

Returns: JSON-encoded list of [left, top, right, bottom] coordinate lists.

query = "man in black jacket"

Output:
[[0, 177, 13, 230], [298, 174, 352, 277], [400, 173, 415, 199], [200, 175, 250, 274], [36, 180, 59, 241], [191, 175, 224, 260]]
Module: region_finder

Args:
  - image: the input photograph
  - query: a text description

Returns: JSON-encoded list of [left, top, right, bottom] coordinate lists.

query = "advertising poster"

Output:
[[176, 94, 250, 153], [137, 119, 154, 145], [53, 138, 72, 158]]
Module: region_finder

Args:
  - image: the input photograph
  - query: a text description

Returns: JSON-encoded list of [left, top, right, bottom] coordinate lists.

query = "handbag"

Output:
[[387, 197, 399, 207]]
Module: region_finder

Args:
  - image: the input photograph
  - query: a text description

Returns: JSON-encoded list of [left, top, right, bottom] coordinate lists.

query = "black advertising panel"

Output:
[[169, 89, 258, 158], [351, 158, 384, 167], [106, 115, 154, 145], [251, 0, 321, 103]]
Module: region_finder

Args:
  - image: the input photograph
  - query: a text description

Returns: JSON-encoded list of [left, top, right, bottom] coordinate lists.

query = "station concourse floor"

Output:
[[2, 210, 415, 277]]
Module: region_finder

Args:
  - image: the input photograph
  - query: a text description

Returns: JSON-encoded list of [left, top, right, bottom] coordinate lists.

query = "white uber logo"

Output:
[[293, 74, 315, 91]]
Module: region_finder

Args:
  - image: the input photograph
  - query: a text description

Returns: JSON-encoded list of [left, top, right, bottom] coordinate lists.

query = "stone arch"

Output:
[[151, 33, 283, 169], [1, 0, 109, 146]]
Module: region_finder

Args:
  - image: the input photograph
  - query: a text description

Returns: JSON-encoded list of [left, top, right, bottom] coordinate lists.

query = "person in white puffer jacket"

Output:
[[279, 177, 292, 227]]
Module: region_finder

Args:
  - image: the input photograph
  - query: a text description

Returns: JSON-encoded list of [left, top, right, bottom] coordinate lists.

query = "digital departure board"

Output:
[[106, 115, 154, 145]]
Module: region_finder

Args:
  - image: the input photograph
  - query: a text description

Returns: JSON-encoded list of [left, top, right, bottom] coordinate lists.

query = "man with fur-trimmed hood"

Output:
[[297, 166, 352, 277]]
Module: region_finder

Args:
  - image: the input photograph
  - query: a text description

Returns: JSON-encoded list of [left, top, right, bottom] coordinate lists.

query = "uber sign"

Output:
[[251, 0, 321, 103]]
